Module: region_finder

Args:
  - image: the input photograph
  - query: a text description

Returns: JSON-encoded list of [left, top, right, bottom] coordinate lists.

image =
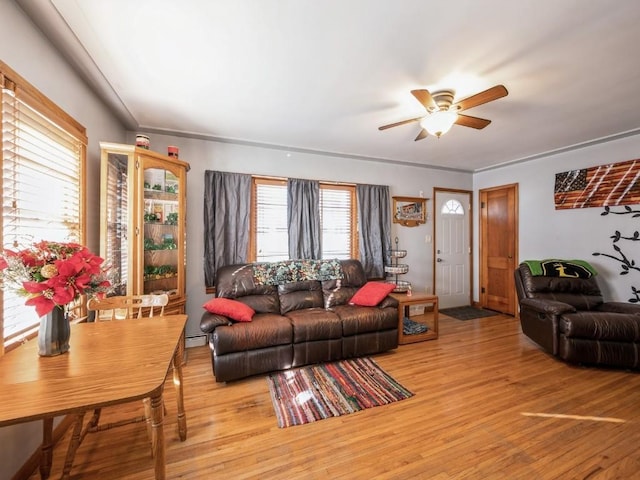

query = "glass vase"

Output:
[[38, 306, 70, 356]]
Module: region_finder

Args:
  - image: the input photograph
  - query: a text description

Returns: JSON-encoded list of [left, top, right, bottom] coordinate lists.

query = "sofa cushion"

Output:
[[215, 263, 281, 314], [349, 282, 396, 307], [285, 308, 342, 342], [278, 280, 324, 314], [203, 297, 255, 322], [322, 259, 367, 307], [331, 304, 398, 335], [212, 313, 292, 355]]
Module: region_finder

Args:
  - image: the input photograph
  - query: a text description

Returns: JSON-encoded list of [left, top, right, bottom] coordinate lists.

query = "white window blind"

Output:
[[1, 68, 85, 352], [254, 180, 288, 262], [320, 186, 354, 259]]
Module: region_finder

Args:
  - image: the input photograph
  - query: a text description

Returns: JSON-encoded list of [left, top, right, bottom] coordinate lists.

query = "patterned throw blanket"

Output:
[[253, 259, 344, 285], [523, 259, 597, 278]]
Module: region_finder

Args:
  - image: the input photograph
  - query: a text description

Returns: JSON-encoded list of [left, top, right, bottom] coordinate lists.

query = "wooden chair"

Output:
[[88, 293, 169, 321], [79, 294, 170, 447]]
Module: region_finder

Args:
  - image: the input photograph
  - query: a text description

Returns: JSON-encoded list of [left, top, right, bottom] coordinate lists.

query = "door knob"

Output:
[[436, 258, 443, 262]]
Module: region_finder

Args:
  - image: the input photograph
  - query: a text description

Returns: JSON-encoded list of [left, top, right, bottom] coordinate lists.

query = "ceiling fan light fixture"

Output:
[[420, 109, 458, 138]]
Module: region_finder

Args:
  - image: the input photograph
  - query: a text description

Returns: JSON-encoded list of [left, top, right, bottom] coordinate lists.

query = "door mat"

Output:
[[439, 306, 499, 320], [266, 357, 413, 428]]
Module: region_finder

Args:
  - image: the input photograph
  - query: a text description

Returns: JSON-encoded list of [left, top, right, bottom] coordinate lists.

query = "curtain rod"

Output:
[[253, 174, 355, 187]]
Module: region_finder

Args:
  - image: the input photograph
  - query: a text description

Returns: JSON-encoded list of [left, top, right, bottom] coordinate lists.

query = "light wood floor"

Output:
[[28, 314, 640, 479]]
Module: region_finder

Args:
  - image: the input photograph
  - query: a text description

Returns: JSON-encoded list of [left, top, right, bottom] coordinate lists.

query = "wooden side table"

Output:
[[391, 292, 439, 344]]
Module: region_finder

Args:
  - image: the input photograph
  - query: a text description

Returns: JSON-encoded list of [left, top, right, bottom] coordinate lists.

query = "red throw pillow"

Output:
[[349, 282, 396, 307], [203, 298, 255, 322]]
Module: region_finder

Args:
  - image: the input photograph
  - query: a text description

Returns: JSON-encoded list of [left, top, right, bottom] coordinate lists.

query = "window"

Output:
[[252, 178, 288, 262], [441, 199, 464, 215], [1, 62, 87, 354], [320, 184, 357, 259], [249, 177, 357, 261]]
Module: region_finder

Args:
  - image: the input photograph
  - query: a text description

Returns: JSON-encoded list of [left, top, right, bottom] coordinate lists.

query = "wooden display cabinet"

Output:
[[99, 142, 190, 314]]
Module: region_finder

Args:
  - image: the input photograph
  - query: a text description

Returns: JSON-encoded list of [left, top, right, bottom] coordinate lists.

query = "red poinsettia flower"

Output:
[[0, 240, 114, 317], [23, 280, 76, 316], [75, 248, 105, 274]]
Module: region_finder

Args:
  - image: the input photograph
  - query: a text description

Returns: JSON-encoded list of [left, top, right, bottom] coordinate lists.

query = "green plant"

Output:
[[143, 264, 176, 280], [162, 236, 176, 249], [166, 212, 178, 225], [152, 184, 162, 191], [144, 212, 159, 223]]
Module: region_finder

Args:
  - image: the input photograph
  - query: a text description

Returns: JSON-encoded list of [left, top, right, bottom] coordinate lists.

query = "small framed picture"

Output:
[[393, 196, 427, 227]]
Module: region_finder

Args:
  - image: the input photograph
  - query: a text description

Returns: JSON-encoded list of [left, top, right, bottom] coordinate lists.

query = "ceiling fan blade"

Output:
[[414, 129, 428, 141], [411, 89, 437, 111], [453, 85, 508, 112], [455, 114, 491, 129], [378, 117, 422, 131]]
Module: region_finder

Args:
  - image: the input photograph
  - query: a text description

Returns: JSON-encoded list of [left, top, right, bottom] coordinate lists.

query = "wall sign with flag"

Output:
[[554, 158, 640, 210]]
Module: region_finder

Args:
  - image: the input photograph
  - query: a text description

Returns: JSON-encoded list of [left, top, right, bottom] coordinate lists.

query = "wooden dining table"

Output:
[[0, 314, 188, 479]]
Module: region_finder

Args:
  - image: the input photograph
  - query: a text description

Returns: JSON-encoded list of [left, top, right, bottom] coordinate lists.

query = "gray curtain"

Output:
[[287, 178, 321, 259], [356, 184, 391, 278], [203, 171, 251, 287]]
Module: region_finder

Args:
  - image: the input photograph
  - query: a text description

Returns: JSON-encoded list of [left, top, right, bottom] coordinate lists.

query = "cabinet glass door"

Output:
[[103, 152, 129, 296], [142, 166, 180, 295]]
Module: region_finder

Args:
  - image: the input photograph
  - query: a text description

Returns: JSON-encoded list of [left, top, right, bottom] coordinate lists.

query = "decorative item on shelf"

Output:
[[0, 240, 113, 356], [392, 196, 427, 227], [135, 134, 150, 149], [166, 212, 178, 225], [144, 264, 177, 281], [144, 212, 159, 223], [162, 234, 176, 249], [167, 145, 179, 158], [385, 237, 411, 293]]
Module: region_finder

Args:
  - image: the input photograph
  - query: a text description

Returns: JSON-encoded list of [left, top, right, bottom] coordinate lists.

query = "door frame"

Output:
[[432, 187, 473, 306], [479, 183, 519, 315]]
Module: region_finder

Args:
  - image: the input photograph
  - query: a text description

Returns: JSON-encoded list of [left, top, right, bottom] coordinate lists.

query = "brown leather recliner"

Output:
[[515, 261, 640, 369]]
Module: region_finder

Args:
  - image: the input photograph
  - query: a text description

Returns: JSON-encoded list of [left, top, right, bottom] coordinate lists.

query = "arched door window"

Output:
[[441, 199, 464, 215]]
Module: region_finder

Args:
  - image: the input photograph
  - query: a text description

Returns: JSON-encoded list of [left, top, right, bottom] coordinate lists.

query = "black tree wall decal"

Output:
[[592, 206, 640, 303]]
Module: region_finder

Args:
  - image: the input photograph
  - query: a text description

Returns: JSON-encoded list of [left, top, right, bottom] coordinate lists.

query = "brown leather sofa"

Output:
[[515, 261, 640, 369], [200, 259, 399, 382]]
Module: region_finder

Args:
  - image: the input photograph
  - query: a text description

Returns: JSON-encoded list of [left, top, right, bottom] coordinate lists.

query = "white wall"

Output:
[[473, 134, 640, 303], [0, 2, 125, 478], [128, 133, 472, 340]]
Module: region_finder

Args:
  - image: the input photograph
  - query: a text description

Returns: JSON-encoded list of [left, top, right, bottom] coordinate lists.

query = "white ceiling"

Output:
[[19, 0, 640, 172]]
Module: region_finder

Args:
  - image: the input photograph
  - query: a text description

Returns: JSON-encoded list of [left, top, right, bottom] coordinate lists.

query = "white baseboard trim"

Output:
[[185, 335, 207, 348]]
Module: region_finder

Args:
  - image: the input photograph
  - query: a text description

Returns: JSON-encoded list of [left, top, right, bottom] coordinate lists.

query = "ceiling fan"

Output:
[[378, 85, 508, 140]]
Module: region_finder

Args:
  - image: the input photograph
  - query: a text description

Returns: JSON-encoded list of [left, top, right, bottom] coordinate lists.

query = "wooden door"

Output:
[[479, 184, 518, 315]]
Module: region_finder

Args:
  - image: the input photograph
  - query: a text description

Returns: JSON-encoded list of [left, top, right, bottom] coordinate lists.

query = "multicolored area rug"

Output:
[[266, 357, 413, 428]]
